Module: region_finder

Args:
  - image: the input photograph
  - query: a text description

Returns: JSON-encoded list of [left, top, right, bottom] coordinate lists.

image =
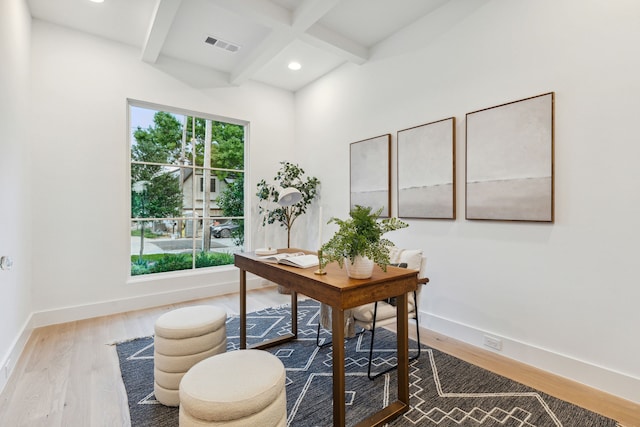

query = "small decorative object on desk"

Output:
[[255, 247, 278, 256], [314, 249, 327, 275]]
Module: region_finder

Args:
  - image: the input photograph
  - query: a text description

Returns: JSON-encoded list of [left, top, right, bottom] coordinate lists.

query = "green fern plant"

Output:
[[321, 205, 408, 271]]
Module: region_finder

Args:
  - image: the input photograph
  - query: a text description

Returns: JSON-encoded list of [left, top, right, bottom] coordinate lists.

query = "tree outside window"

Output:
[[129, 104, 246, 276]]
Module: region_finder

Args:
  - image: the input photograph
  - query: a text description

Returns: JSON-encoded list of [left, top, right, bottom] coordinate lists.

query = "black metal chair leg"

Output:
[[366, 302, 379, 379], [367, 290, 421, 380], [317, 309, 366, 348], [316, 319, 322, 346], [316, 317, 333, 348], [413, 293, 421, 361]]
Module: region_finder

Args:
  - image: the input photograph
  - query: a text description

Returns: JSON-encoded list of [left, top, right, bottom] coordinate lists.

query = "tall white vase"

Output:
[[344, 255, 374, 279]]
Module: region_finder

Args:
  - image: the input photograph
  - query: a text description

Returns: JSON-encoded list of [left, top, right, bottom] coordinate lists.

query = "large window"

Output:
[[129, 102, 246, 276]]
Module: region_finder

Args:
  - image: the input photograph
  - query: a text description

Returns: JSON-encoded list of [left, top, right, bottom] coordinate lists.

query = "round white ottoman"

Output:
[[179, 350, 287, 426], [154, 305, 227, 406]]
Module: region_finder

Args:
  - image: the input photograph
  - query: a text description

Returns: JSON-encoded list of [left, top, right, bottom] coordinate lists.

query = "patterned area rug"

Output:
[[116, 300, 619, 426]]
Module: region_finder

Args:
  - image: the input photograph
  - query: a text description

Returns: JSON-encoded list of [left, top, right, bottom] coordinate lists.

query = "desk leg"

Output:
[[331, 306, 346, 427], [242, 278, 295, 350], [239, 268, 247, 350], [397, 292, 410, 404]]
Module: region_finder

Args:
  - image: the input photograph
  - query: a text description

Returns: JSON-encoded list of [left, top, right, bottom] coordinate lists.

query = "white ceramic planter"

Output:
[[344, 255, 374, 279]]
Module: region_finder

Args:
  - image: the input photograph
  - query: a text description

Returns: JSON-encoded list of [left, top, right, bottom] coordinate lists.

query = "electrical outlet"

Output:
[[483, 335, 503, 351]]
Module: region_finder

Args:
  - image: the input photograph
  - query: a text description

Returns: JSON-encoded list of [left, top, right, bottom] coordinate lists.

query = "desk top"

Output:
[[235, 249, 418, 309]]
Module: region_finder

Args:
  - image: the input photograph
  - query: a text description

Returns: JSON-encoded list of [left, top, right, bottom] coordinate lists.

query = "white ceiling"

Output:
[[26, 0, 454, 92]]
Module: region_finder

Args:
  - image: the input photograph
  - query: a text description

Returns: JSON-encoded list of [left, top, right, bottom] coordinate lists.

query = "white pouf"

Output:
[[155, 305, 227, 339], [179, 350, 287, 426], [154, 381, 180, 407], [154, 343, 225, 373], [155, 327, 226, 356], [154, 305, 227, 407]]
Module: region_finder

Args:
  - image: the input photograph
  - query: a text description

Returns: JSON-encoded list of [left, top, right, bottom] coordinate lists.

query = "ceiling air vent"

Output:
[[205, 36, 240, 53]]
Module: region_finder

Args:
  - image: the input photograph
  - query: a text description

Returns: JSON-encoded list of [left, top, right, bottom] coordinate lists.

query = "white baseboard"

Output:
[[420, 310, 640, 404], [0, 314, 33, 393], [30, 276, 264, 328]]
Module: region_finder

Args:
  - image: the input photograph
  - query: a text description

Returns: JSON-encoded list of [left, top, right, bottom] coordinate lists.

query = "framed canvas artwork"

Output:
[[350, 134, 391, 217], [397, 117, 456, 219], [465, 92, 554, 222]]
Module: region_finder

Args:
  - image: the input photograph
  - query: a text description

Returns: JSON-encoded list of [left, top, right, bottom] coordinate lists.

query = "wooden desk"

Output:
[[234, 249, 418, 427]]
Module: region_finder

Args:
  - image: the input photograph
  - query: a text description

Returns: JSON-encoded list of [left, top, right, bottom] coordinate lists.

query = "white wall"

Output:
[[0, 0, 33, 391], [27, 21, 296, 324], [295, 0, 640, 402]]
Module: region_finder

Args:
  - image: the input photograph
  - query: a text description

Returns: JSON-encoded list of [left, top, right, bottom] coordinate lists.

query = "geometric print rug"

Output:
[[116, 299, 620, 426]]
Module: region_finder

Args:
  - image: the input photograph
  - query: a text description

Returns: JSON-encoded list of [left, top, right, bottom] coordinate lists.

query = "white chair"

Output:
[[317, 248, 429, 380]]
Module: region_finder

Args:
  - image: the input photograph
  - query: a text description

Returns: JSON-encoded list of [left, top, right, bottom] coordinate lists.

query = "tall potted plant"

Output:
[[321, 205, 408, 279], [256, 161, 320, 248], [257, 161, 320, 293]]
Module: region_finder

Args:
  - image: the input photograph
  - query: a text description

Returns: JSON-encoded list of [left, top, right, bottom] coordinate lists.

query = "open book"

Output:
[[258, 251, 319, 269]]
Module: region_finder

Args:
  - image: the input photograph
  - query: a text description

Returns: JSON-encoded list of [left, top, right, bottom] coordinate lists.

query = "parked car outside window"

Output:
[[210, 221, 239, 238]]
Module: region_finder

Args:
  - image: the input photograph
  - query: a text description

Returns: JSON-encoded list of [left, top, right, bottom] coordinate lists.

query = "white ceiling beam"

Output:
[[230, 29, 294, 85], [303, 24, 368, 64], [211, 0, 293, 85], [210, 0, 291, 29], [291, 0, 341, 31], [292, 0, 368, 64], [225, 0, 367, 85], [141, 0, 182, 63]]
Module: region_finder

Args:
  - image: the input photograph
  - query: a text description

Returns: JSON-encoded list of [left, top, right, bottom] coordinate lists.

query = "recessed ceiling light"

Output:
[[89, 0, 104, 3], [288, 62, 301, 71]]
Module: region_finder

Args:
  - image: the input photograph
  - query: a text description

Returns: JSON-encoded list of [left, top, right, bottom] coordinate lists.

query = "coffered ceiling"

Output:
[[27, 0, 458, 92]]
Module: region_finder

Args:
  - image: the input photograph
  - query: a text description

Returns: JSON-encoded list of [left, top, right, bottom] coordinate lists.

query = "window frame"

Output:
[[127, 99, 248, 278]]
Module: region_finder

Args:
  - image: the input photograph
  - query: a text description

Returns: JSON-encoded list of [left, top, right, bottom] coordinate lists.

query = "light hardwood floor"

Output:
[[0, 287, 638, 426]]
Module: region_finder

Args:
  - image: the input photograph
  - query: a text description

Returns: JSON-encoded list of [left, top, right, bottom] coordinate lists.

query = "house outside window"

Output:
[[129, 101, 246, 276], [200, 177, 216, 193]]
